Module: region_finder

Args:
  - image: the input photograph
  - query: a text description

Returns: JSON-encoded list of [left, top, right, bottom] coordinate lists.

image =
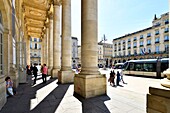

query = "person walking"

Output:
[[42, 64, 48, 83], [116, 71, 121, 86], [32, 64, 38, 85], [119, 69, 126, 84]]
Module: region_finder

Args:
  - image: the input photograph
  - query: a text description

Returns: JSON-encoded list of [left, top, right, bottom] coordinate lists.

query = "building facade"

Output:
[[30, 37, 42, 65], [113, 12, 169, 64], [71, 37, 78, 68], [98, 42, 113, 67]]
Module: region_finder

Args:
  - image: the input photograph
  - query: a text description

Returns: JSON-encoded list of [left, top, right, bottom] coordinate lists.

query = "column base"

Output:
[[9, 66, 19, 88], [18, 67, 27, 84], [74, 74, 107, 98], [58, 70, 75, 84], [52, 68, 60, 78], [161, 78, 170, 88], [147, 85, 170, 113], [0, 75, 7, 110], [48, 67, 53, 76]]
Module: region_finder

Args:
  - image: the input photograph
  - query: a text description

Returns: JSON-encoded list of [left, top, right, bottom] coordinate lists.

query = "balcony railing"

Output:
[[164, 39, 169, 42], [155, 41, 159, 43]]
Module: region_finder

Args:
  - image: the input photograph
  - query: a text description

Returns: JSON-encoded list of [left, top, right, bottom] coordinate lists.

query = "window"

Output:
[[155, 46, 159, 53], [0, 33, 3, 74], [135, 63, 143, 71], [147, 33, 151, 37], [128, 51, 131, 55], [133, 42, 137, 47], [35, 43, 37, 49], [148, 48, 151, 53], [34, 38, 37, 42], [144, 63, 156, 72], [147, 39, 151, 45], [165, 19, 169, 24], [164, 28, 169, 33], [134, 50, 137, 55], [164, 35, 169, 41], [140, 35, 143, 39], [123, 40, 125, 44], [155, 30, 159, 35], [140, 41, 143, 46], [128, 39, 131, 42], [155, 37, 160, 43], [133, 37, 137, 41], [30, 43, 32, 49], [165, 45, 169, 52]]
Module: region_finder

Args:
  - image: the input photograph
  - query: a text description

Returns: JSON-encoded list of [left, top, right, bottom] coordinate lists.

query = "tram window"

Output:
[[161, 63, 168, 72], [123, 62, 128, 69], [135, 63, 143, 71], [143, 63, 156, 72], [129, 63, 134, 71]]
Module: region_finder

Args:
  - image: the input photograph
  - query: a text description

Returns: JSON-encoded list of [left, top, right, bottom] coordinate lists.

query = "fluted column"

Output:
[[48, 12, 54, 75], [52, 1, 61, 78], [58, 0, 75, 83], [74, 0, 106, 98]]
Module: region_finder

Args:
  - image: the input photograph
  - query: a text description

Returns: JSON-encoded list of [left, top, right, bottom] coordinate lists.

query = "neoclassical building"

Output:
[[71, 37, 78, 69], [30, 37, 42, 65], [113, 12, 169, 64], [98, 42, 113, 67], [0, 0, 170, 112], [0, 0, 107, 110]]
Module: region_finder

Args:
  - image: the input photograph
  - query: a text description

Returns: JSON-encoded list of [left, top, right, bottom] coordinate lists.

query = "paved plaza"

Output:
[[0, 69, 162, 113]]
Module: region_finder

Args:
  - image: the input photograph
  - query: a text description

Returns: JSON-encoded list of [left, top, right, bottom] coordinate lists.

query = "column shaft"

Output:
[[41, 38, 44, 64], [48, 15, 53, 75], [74, 0, 106, 98], [61, 0, 72, 71], [80, 0, 99, 75], [46, 25, 49, 66], [43, 33, 47, 65], [26, 37, 30, 65]]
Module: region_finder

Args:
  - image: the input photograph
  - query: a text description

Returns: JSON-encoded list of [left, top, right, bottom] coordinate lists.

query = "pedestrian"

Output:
[[5, 76, 16, 97], [108, 70, 115, 86], [42, 64, 48, 83], [32, 64, 38, 85], [116, 71, 120, 86], [119, 69, 126, 84]]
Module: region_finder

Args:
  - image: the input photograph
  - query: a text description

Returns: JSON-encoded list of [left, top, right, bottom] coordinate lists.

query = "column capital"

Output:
[[45, 21, 50, 28], [53, 0, 62, 6], [48, 11, 53, 20]]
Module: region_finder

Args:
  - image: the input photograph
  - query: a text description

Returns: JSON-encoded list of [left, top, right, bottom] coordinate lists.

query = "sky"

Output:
[[71, 0, 169, 45]]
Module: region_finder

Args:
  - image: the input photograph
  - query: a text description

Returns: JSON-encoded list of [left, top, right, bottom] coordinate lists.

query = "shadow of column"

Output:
[[74, 93, 111, 113]]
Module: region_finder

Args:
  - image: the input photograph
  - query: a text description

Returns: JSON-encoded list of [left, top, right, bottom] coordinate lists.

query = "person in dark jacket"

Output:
[[116, 71, 121, 86], [32, 64, 38, 85]]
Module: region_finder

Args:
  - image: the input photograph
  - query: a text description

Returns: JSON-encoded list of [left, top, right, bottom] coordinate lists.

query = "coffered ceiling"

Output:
[[23, 0, 52, 38]]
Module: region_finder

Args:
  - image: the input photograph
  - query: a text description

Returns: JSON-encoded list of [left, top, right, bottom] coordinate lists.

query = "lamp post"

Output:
[[102, 34, 107, 70]]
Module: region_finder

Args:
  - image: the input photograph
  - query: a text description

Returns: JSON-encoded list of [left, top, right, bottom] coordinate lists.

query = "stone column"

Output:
[[45, 22, 49, 66], [74, 0, 106, 98], [43, 30, 47, 65], [26, 36, 30, 65], [58, 0, 74, 83], [48, 12, 54, 75], [52, 1, 61, 78], [3, 29, 10, 76], [41, 37, 44, 65]]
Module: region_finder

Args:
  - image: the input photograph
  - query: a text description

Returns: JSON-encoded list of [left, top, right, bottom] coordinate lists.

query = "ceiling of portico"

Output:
[[23, 0, 52, 38]]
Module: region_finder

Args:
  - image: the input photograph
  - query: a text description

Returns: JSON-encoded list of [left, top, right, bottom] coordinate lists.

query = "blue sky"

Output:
[[71, 0, 169, 45]]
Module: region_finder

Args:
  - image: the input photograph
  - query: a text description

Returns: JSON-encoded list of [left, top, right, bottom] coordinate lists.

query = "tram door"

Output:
[[156, 59, 161, 78], [16, 42, 27, 83]]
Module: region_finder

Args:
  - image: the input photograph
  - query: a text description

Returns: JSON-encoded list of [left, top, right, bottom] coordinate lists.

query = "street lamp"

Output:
[[101, 34, 107, 70]]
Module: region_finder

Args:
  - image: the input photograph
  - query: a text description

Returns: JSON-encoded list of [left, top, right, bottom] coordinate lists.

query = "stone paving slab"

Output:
[[0, 70, 162, 113]]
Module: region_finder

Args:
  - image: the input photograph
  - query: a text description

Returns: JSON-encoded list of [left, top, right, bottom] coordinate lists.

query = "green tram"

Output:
[[123, 58, 169, 78]]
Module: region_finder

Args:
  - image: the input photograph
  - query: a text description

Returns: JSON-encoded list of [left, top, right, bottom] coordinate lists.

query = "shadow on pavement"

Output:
[[0, 75, 70, 113], [74, 93, 111, 113]]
